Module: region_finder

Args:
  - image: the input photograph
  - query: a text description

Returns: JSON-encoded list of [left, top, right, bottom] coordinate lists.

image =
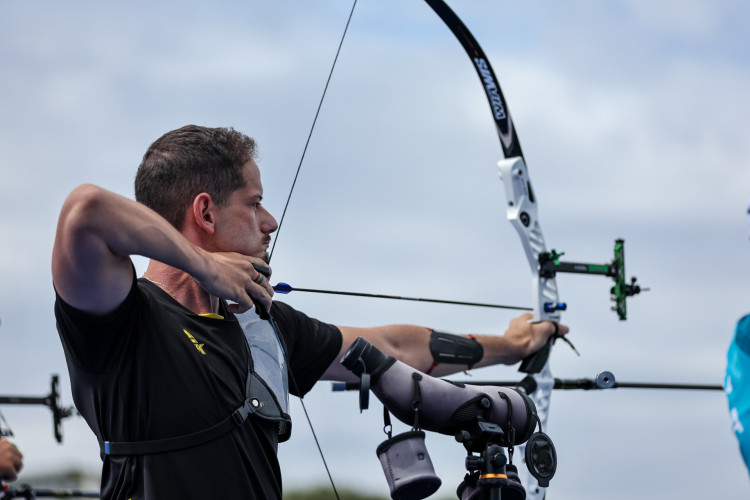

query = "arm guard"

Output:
[[429, 330, 484, 366]]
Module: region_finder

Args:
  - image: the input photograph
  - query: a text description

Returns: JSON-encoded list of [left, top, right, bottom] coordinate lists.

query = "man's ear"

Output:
[[191, 192, 216, 234]]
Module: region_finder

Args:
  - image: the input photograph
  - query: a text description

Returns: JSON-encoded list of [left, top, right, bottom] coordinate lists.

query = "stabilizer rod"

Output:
[[0, 375, 76, 443]]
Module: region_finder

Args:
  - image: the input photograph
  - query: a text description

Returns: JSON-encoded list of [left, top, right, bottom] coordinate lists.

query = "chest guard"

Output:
[[102, 310, 292, 457]]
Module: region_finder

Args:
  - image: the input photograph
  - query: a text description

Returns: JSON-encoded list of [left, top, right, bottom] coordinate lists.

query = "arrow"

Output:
[[272, 282, 532, 312]]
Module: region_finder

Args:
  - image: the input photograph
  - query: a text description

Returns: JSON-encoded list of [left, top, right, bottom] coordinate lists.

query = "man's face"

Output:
[[211, 160, 278, 262]]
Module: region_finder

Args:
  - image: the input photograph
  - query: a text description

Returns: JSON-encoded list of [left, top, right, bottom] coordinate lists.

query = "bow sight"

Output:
[[538, 239, 647, 321]]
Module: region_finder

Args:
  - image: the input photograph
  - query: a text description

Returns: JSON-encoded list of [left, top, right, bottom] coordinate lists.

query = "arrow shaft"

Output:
[[274, 285, 532, 312]]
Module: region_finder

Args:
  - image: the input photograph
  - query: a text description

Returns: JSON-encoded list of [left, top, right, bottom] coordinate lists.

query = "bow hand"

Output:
[[506, 313, 570, 371]]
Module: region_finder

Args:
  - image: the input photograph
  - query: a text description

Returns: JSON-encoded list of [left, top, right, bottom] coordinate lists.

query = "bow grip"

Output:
[[518, 336, 553, 374]]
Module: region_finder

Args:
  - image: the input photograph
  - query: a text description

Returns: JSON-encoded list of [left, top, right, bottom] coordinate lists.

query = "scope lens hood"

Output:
[[341, 337, 394, 380]]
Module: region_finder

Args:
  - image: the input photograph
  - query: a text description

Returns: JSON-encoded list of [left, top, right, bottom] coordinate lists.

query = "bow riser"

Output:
[[498, 157, 561, 325], [498, 156, 557, 500]]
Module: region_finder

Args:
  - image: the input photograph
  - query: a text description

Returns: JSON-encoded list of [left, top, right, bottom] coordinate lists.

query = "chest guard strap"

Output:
[[103, 372, 291, 456]]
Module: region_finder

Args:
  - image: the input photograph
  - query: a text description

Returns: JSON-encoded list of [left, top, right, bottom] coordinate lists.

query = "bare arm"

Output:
[[52, 184, 271, 315], [322, 312, 568, 381]]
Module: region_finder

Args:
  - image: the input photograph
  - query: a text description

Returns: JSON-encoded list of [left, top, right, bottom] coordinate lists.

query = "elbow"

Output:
[[58, 184, 109, 232], [53, 184, 113, 265], [63, 183, 107, 211]]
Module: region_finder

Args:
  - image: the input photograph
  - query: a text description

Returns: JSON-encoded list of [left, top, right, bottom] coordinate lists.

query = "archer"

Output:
[[51, 125, 568, 498]]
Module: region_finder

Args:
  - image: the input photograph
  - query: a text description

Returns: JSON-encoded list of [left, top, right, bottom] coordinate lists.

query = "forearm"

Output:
[[67, 184, 204, 266], [370, 326, 528, 376], [333, 325, 515, 379], [52, 184, 208, 311]]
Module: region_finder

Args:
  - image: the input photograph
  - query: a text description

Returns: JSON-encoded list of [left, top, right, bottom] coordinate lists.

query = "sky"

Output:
[[1, 0, 749, 498]]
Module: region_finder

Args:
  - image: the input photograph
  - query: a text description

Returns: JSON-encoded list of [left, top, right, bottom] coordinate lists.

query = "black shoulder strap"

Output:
[[103, 399, 256, 456], [103, 370, 293, 456]]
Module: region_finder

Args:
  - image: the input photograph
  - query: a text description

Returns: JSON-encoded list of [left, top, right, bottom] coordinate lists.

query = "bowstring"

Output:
[[268, 0, 359, 264], [0, 409, 13, 438], [267, 2, 359, 499]]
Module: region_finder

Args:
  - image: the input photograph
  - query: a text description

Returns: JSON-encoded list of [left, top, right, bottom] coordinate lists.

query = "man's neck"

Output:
[[143, 261, 219, 315]]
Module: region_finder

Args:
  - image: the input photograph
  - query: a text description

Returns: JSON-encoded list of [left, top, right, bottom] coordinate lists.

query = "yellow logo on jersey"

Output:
[[182, 329, 206, 355]]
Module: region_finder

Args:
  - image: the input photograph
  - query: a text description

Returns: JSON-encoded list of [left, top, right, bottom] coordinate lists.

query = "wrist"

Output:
[[188, 245, 214, 284]]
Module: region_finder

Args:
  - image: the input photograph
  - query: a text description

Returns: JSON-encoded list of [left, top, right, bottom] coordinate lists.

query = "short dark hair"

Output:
[[135, 125, 257, 229]]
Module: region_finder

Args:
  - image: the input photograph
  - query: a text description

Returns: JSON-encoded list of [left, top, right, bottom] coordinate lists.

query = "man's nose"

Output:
[[261, 207, 278, 234]]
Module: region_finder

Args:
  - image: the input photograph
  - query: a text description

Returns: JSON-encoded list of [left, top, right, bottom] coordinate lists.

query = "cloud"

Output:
[[1, 1, 749, 497]]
